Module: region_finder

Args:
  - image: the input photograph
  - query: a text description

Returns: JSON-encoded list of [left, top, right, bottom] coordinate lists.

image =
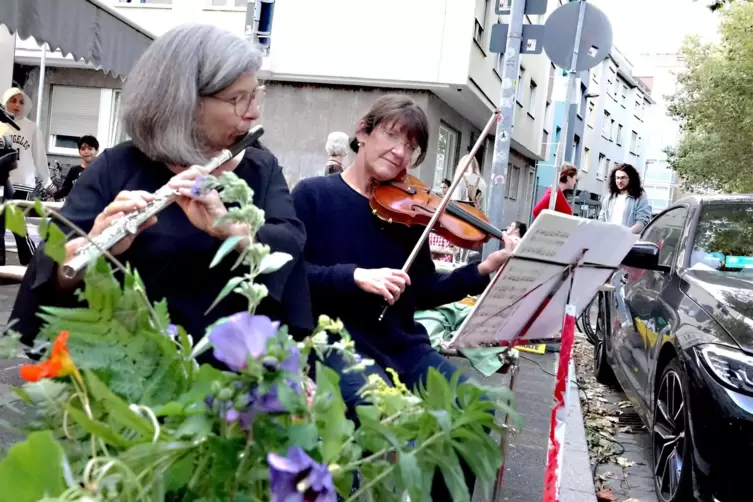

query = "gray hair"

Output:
[[325, 132, 349, 156], [121, 24, 263, 166]]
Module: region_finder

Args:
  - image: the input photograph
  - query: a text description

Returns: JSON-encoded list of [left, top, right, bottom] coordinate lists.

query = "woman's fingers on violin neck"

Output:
[[388, 269, 411, 286]]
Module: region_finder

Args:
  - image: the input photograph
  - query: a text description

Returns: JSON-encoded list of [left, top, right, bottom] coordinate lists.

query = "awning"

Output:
[[0, 0, 155, 79]]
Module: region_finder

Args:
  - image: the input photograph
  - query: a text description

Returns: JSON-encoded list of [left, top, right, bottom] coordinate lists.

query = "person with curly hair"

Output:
[[599, 163, 652, 234]]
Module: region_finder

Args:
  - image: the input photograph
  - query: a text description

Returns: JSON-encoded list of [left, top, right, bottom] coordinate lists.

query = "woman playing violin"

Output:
[[291, 94, 517, 500]]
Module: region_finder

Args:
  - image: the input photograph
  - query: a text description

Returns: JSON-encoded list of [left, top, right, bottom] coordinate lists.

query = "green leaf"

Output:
[[43, 223, 67, 264], [36, 201, 49, 240], [165, 451, 197, 492], [424, 368, 454, 410], [398, 452, 423, 501], [175, 414, 213, 440], [154, 401, 185, 417], [258, 251, 293, 275], [435, 447, 470, 502], [313, 363, 350, 463], [0, 431, 67, 502], [210, 235, 243, 268], [63, 405, 133, 448], [205, 276, 245, 314], [287, 423, 319, 451], [4, 204, 26, 237], [85, 370, 164, 440], [355, 405, 381, 423]]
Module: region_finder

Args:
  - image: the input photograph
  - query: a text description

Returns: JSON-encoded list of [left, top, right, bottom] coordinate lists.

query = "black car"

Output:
[[593, 195, 753, 502]]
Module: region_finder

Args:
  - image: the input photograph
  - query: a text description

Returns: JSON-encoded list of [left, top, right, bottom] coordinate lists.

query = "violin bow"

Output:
[[378, 109, 501, 321]]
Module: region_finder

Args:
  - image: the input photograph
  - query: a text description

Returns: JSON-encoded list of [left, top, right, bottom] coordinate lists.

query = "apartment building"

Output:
[[9, 0, 558, 225], [578, 47, 655, 216], [635, 52, 685, 214]]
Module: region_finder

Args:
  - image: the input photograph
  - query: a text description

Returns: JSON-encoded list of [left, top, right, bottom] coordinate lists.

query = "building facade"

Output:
[[9, 0, 563, 227], [634, 52, 685, 214]]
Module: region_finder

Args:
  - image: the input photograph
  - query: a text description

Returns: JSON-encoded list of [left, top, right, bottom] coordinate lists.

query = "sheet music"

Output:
[[450, 211, 639, 348]]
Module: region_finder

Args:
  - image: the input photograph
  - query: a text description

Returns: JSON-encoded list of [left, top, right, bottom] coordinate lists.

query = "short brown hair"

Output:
[[350, 94, 429, 166], [559, 163, 577, 183]]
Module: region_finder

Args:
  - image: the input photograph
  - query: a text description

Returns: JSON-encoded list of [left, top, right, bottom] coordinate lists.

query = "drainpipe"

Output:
[[35, 43, 46, 126]]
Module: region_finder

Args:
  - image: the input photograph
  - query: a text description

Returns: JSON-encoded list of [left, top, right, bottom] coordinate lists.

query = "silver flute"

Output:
[[62, 125, 265, 279]]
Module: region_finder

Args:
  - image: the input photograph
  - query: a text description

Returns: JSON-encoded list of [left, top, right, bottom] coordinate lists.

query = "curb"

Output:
[[560, 360, 597, 502]]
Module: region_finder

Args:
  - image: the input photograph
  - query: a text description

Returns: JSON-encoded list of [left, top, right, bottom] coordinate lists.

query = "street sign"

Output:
[[543, 1, 612, 71], [490, 24, 544, 55], [496, 0, 548, 15]]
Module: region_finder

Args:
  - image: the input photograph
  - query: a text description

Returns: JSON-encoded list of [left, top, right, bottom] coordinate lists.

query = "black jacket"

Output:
[[11, 141, 313, 347]]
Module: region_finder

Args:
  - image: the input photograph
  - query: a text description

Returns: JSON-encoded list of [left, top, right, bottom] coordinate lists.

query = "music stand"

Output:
[[446, 210, 638, 501]]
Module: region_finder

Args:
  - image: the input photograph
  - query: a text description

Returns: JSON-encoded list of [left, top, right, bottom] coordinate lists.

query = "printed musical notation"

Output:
[[449, 211, 640, 349]]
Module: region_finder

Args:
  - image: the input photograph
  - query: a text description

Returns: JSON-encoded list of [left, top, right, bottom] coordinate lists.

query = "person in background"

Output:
[[439, 178, 451, 196], [0, 87, 56, 265], [507, 220, 528, 239], [599, 163, 652, 234], [532, 163, 577, 219], [55, 135, 99, 201], [324, 131, 349, 175], [451, 154, 487, 209]]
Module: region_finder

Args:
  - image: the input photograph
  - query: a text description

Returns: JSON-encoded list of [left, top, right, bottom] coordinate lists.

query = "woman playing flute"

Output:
[[10, 24, 312, 351]]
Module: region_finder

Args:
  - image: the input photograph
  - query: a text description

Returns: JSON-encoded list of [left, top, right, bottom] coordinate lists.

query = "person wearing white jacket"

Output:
[[0, 87, 56, 264]]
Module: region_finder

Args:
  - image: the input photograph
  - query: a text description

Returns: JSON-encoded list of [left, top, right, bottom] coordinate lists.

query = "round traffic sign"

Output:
[[543, 2, 613, 71]]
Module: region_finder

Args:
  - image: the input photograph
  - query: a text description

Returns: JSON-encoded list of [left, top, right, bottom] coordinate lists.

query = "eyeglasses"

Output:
[[210, 86, 265, 116], [615, 175, 629, 181], [379, 129, 421, 163]]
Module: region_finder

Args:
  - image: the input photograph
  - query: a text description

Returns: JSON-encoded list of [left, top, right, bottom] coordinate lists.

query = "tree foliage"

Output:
[[703, 0, 751, 12], [667, 3, 753, 192]]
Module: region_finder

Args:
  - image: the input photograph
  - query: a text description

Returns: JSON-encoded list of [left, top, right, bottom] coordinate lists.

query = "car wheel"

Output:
[[593, 292, 616, 385], [652, 359, 693, 502]]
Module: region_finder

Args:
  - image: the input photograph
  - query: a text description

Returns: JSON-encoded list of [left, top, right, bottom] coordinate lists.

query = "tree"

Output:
[[667, 3, 753, 193]]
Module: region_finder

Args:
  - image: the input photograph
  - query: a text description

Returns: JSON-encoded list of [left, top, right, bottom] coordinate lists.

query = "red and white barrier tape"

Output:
[[542, 304, 577, 502]]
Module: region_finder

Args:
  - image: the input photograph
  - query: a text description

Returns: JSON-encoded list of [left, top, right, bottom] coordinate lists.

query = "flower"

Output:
[[209, 313, 280, 371], [190, 175, 207, 197], [19, 331, 76, 382], [268, 447, 336, 502]]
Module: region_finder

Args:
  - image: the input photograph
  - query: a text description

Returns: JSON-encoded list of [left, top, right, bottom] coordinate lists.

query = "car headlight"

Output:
[[699, 345, 753, 395]]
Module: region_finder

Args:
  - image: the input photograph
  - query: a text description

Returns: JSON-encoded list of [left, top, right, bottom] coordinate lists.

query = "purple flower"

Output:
[[209, 313, 280, 371], [190, 176, 207, 197], [268, 447, 336, 502], [250, 345, 303, 413], [166, 324, 179, 338]]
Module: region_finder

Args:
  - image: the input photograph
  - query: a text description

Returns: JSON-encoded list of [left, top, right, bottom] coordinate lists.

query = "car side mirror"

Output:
[[622, 241, 668, 272]]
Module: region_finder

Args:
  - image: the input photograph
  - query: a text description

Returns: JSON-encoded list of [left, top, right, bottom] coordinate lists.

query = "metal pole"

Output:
[[548, 0, 587, 211], [483, 0, 526, 260], [35, 43, 46, 126]]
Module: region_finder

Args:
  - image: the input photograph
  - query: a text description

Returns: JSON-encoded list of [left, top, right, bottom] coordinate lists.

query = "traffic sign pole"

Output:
[[548, 0, 588, 211], [483, 0, 527, 260]]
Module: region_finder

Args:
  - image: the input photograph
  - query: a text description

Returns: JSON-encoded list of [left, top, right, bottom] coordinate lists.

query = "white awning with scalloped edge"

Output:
[[0, 0, 155, 79]]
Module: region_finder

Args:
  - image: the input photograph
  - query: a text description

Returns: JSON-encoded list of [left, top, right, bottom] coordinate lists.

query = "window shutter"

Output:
[[49, 86, 101, 138]]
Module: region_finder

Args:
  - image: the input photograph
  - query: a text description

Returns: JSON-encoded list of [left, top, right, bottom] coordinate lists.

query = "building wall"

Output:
[[108, 0, 247, 37]]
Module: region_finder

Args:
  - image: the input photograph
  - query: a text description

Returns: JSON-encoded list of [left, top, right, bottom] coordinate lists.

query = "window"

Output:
[[643, 207, 689, 267], [571, 134, 580, 163], [495, 53, 503, 74], [528, 81, 538, 116], [544, 102, 551, 129], [583, 148, 591, 172], [434, 123, 460, 190], [577, 83, 586, 117], [607, 67, 616, 95], [587, 101, 595, 128], [517, 66, 526, 104], [541, 131, 549, 159], [616, 124, 624, 145], [601, 111, 610, 137], [505, 164, 521, 199], [630, 131, 638, 154], [473, 0, 490, 46], [597, 153, 606, 179], [609, 118, 616, 141], [637, 136, 642, 155], [634, 99, 642, 119], [210, 0, 246, 7], [473, 20, 484, 45], [612, 75, 620, 98], [621, 84, 627, 105], [48, 85, 123, 155]]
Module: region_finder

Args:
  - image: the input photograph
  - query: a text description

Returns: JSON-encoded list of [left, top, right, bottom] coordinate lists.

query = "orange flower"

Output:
[[19, 331, 76, 382]]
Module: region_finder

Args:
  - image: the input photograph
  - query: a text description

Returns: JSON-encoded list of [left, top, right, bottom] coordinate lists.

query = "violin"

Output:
[[369, 172, 504, 250]]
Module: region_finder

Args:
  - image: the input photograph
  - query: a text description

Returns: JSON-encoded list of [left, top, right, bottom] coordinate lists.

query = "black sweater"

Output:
[[291, 174, 490, 373]]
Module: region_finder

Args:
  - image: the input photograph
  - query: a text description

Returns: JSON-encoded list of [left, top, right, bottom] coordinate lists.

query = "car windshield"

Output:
[[691, 203, 753, 273]]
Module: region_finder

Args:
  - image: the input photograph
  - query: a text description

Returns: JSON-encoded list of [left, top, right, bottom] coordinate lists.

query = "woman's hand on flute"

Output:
[[168, 166, 249, 243], [57, 190, 157, 288]]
